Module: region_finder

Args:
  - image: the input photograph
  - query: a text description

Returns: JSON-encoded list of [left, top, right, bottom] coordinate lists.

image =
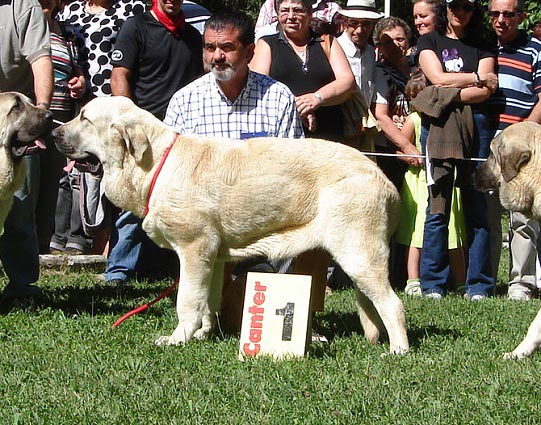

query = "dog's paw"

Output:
[[154, 336, 178, 346], [193, 327, 211, 340], [503, 351, 527, 360]]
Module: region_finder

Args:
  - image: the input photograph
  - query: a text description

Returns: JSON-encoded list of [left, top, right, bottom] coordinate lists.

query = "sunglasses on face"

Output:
[[348, 20, 373, 29], [448, 2, 475, 12], [488, 10, 522, 19]]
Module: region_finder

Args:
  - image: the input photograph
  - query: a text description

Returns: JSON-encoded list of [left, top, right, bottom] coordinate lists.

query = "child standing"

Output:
[[395, 69, 467, 295]]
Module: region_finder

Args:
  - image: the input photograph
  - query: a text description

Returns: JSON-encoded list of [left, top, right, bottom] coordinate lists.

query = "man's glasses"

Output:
[[278, 7, 307, 17], [448, 2, 475, 12], [488, 10, 522, 19], [348, 20, 373, 29]]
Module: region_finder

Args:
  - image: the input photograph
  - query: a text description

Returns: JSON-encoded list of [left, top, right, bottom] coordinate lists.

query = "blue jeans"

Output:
[[0, 156, 41, 299], [420, 109, 494, 297], [105, 211, 177, 282]]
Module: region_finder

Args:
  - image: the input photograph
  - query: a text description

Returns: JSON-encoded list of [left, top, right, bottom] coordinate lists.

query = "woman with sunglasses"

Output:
[[415, 0, 498, 300]]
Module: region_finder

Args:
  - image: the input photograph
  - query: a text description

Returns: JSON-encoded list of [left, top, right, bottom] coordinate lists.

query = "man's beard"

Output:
[[210, 61, 236, 81]]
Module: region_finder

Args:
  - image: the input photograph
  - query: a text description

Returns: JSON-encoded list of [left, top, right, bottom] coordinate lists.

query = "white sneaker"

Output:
[[405, 280, 422, 296], [469, 294, 487, 302], [425, 292, 442, 300], [508, 283, 532, 301]]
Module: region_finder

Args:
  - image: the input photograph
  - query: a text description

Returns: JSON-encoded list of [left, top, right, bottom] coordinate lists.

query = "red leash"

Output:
[[112, 277, 179, 328], [113, 133, 180, 328]]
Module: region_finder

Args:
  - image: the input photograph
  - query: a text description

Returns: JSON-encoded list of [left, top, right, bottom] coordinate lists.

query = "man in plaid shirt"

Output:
[[164, 12, 303, 140]]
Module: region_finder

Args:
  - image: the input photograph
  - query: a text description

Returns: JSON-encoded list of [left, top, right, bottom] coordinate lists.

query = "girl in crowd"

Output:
[[416, 0, 498, 300], [396, 0, 467, 296]]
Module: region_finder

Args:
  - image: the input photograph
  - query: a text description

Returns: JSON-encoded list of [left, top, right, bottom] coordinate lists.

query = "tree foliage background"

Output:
[[197, 0, 541, 34]]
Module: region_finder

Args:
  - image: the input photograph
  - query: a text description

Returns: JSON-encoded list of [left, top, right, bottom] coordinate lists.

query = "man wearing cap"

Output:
[[337, 0, 383, 152], [487, 0, 541, 300]]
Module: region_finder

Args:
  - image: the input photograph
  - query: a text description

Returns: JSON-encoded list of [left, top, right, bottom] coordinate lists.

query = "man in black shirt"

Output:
[[105, 0, 204, 286]]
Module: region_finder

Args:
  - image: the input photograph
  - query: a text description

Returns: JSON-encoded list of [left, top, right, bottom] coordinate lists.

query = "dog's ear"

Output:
[[109, 121, 150, 164], [498, 139, 531, 183]]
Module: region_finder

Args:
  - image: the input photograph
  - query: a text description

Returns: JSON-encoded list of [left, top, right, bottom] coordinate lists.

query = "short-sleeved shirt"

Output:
[[416, 31, 494, 75], [164, 71, 304, 140], [111, 11, 203, 119], [487, 31, 541, 133], [56, 0, 146, 97], [0, 0, 50, 96]]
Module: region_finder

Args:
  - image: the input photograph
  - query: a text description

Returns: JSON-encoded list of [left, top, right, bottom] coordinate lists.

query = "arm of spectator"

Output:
[[111, 66, 133, 98], [294, 39, 355, 117], [525, 93, 541, 124], [68, 67, 86, 99], [249, 39, 272, 75], [373, 102, 423, 167], [419, 49, 497, 91], [31, 55, 53, 108], [458, 57, 496, 104], [399, 114, 423, 166]]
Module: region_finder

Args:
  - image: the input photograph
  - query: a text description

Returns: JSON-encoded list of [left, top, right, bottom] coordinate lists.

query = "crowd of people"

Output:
[[1, 0, 540, 312]]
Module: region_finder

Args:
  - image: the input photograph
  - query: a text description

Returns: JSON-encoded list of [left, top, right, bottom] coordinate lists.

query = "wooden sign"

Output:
[[238, 272, 312, 360]]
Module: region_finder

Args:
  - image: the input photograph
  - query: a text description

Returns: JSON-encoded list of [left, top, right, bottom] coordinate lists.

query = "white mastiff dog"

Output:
[[53, 96, 409, 354], [475, 121, 541, 358], [0, 92, 52, 234]]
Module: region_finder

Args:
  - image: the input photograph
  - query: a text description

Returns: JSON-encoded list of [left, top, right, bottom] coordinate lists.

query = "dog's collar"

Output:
[[143, 133, 179, 217]]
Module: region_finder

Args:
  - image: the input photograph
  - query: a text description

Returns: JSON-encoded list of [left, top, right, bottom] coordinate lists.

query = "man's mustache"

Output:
[[210, 60, 233, 69]]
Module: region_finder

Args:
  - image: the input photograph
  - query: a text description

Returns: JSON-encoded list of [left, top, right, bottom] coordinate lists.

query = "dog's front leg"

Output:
[[155, 240, 219, 346], [504, 308, 541, 359], [193, 260, 224, 340]]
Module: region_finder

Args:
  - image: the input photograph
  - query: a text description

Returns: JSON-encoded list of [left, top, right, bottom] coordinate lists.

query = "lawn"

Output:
[[1, 242, 541, 424]]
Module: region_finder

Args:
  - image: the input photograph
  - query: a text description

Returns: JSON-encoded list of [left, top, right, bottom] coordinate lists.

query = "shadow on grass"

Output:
[[37, 281, 176, 317], [313, 311, 461, 352]]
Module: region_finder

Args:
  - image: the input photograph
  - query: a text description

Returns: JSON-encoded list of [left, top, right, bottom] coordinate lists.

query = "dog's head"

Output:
[[52, 96, 163, 175], [0, 92, 52, 159], [474, 121, 541, 218]]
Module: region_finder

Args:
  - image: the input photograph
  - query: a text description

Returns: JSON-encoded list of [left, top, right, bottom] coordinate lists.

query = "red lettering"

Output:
[[254, 281, 267, 291], [249, 327, 262, 342], [248, 305, 264, 315], [253, 291, 265, 305], [243, 342, 261, 356]]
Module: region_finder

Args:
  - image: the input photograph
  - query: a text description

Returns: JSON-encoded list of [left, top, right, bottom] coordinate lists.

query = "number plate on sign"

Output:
[[238, 272, 312, 360]]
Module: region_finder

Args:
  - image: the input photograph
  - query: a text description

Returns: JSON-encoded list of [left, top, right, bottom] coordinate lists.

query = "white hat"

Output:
[[338, 0, 384, 20]]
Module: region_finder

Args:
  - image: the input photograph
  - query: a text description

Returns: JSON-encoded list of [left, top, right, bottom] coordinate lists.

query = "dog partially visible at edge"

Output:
[[475, 121, 541, 359], [0, 92, 52, 235], [53, 96, 409, 355]]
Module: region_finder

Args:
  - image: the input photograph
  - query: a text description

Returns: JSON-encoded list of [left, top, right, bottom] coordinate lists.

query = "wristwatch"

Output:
[[313, 92, 324, 104], [474, 72, 483, 88]]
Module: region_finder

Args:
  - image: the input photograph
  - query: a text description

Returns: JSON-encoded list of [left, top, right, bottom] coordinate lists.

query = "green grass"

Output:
[[1, 244, 541, 424]]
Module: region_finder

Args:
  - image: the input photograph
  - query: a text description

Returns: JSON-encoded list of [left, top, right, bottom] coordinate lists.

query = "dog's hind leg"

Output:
[[333, 250, 409, 355], [354, 289, 386, 345], [155, 237, 220, 346]]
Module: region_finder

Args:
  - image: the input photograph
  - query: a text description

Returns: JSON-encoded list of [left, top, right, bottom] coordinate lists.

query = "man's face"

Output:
[[489, 0, 524, 44], [345, 18, 375, 49], [157, 0, 184, 17], [203, 26, 254, 82]]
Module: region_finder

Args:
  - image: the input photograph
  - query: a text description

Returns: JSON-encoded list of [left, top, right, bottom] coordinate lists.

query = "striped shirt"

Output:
[[50, 32, 77, 114], [488, 31, 541, 133], [164, 71, 304, 140]]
